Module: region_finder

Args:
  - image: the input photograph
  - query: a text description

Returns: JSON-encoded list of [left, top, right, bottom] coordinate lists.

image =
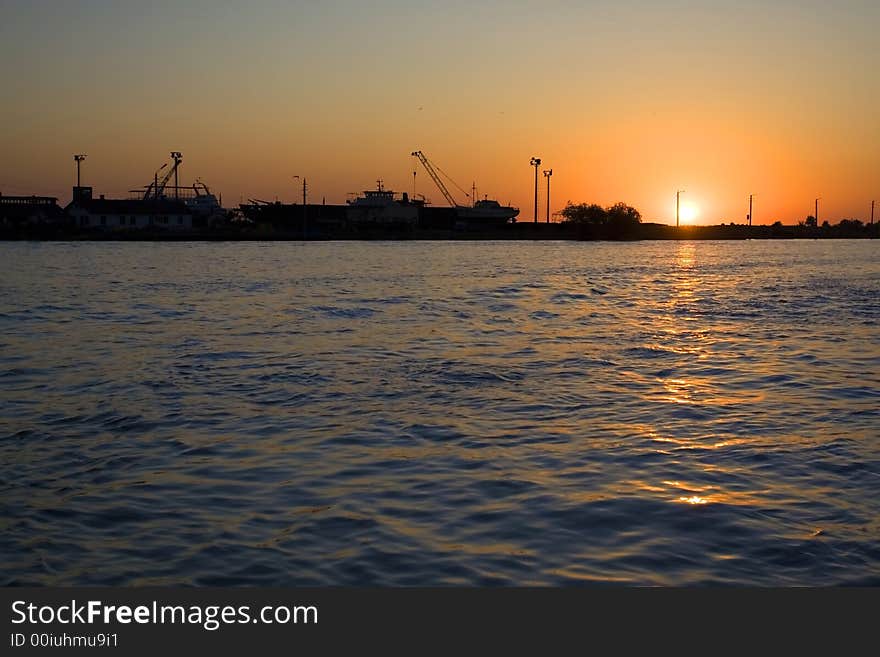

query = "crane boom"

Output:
[[411, 150, 460, 208], [143, 163, 168, 200], [142, 154, 182, 200], [156, 165, 176, 197]]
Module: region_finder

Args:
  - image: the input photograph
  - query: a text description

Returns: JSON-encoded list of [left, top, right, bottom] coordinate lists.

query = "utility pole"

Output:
[[530, 157, 541, 223], [815, 198, 819, 226], [543, 169, 553, 222], [676, 189, 685, 227], [73, 154, 87, 187], [171, 151, 182, 200], [871, 200, 875, 225], [749, 193, 753, 227], [293, 176, 307, 238]]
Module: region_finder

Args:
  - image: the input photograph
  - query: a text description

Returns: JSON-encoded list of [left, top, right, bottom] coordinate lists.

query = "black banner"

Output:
[[2, 588, 876, 654]]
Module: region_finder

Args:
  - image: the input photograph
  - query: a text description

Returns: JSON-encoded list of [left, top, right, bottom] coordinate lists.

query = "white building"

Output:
[[66, 192, 193, 231]]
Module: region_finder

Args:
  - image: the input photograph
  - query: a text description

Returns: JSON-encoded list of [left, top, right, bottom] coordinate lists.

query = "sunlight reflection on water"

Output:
[[1, 240, 878, 585]]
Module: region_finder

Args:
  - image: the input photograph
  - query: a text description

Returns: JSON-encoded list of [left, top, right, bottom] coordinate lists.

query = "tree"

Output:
[[804, 215, 817, 228], [560, 202, 607, 225], [605, 202, 641, 229]]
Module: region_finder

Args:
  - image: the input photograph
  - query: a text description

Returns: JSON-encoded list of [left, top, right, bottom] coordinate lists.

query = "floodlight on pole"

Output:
[[74, 154, 87, 187], [530, 157, 541, 223], [543, 169, 553, 223], [171, 151, 182, 200]]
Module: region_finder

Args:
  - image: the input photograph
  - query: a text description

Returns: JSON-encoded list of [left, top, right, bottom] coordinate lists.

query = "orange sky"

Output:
[[1, 0, 878, 224]]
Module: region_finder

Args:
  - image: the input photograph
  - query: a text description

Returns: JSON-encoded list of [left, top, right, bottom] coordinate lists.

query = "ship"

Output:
[[183, 180, 223, 218], [345, 180, 419, 225], [411, 150, 519, 225], [129, 152, 224, 220], [456, 198, 519, 222]]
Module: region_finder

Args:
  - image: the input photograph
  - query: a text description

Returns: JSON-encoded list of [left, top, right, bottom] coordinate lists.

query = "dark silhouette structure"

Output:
[[0, 194, 67, 227], [74, 154, 86, 187], [543, 169, 553, 223], [530, 157, 541, 223], [676, 189, 685, 227]]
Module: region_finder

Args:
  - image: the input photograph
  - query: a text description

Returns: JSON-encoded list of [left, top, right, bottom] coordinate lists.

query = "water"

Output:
[[1, 240, 878, 586]]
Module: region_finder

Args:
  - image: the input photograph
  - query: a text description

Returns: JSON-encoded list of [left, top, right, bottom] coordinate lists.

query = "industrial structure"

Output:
[[64, 152, 203, 230], [0, 194, 67, 227], [131, 152, 223, 220], [412, 151, 518, 224]]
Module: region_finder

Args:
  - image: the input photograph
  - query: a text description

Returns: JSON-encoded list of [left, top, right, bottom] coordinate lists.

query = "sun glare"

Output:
[[679, 203, 699, 223]]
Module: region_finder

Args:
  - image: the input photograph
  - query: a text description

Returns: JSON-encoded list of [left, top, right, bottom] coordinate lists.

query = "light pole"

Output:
[[749, 193, 753, 227], [543, 169, 553, 223], [74, 154, 87, 187], [871, 199, 875, 225], [530, 157, 541, 224], [676, 189, 685, 227], [815, 198, 820, 226], [171, 151, 182, 200]]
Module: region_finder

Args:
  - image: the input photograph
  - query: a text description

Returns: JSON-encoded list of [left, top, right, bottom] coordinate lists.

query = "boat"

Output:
[[456, 198, 519, 222], [130, 153, 224, 220], [345, 180, 419, 225], [184, 180, 223, 218], [411, 150, 519, 225]]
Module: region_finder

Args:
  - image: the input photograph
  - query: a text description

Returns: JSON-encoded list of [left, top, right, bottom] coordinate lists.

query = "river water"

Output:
[[1, 240, 878, 585]]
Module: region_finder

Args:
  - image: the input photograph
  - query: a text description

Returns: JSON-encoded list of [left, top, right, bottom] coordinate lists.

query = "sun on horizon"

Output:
[[679, 203, 699, 224]]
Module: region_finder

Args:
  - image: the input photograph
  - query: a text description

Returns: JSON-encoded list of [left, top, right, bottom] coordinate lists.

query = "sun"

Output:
[[679, 203, 699, 224]]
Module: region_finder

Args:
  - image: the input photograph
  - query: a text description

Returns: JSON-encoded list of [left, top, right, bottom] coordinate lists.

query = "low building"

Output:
[[0, 193, 68, 226], [66, 188, 193, 230]]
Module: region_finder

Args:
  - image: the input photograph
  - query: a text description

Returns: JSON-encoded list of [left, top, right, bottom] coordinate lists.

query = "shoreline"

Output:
[[2, 222, 877, 242]]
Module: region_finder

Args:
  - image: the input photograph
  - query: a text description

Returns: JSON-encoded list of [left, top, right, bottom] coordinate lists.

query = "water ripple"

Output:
[[1, 240, 878, 585]]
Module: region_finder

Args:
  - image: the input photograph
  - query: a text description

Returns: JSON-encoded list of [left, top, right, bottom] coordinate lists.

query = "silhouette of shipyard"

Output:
[[1, 151, 877, 240]]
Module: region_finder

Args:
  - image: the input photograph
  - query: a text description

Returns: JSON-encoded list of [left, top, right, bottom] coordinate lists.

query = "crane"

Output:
[[143, 163, 167, 200], [411, 150, 470, 209], [142, 152, 183, 200]]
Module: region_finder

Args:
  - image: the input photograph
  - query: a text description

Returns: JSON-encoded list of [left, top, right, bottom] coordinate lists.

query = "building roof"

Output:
[[0, 194, 67, 221], [0, 194, 59, 205]]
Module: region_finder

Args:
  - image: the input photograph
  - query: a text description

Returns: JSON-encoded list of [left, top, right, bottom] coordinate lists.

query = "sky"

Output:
[[1, 0, 878, 224]]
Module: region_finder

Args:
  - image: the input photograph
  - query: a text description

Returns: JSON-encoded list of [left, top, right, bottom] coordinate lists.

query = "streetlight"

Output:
[[171, 151, 182, 200], [676, 189, 685, 227], [748, 193, 754, 227], [530, 157, 541, 224], [543, 169, 553, 223], [815, 197, 820, 226], [73, 154, 87, 187]]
